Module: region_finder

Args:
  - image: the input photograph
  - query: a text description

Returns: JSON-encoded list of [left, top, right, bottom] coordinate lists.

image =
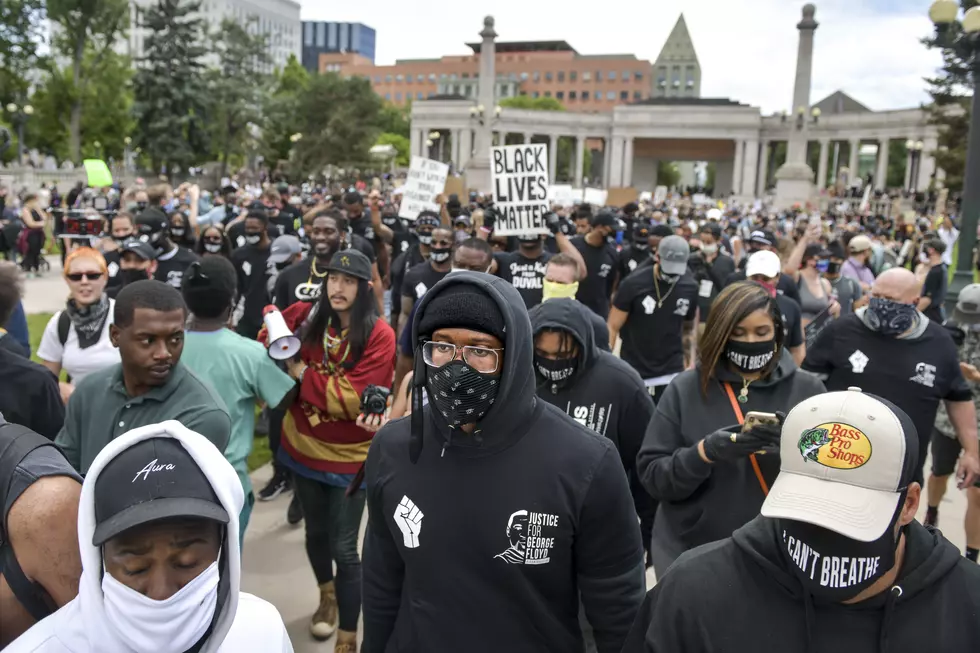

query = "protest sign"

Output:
[[639, 191, 653, 202], [550, 184, 581, 206], [491, 143, 550, 235], [583, 188, 607, 207], [444, 175, 466, 200], [653, 186, 668, 205], [606, 187, 638, 207], [805, 307, 833, 349], [83, 159, 113, 188], [692, 193, 709, 206], [399, 156, 449, 220]]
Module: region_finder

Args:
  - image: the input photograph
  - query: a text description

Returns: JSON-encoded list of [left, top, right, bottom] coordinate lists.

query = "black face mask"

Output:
[[534, 355, 578, 388], [244, 234, 262, 246], [826, 261, 842, 276], [113, 236, 132, 246], [135, 201, 148, 212], [429, 247, 451, 263], [418, 233, 433, 246], [778, 497, 905, 602], [119, 268, 150, 286], [170, 227, 186, 238], [426, 360, 499, 427], [726, 338, 776, 373]]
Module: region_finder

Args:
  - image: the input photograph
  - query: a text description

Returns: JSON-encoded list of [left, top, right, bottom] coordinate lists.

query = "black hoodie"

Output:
[[528, 298, 654, 479], [362, 272, 645, 653], [622, 516, 980, 653], [636, 351, 825, 573]]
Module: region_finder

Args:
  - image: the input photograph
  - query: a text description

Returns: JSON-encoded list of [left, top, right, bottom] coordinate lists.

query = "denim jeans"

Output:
[[293, 475, 366, 632]]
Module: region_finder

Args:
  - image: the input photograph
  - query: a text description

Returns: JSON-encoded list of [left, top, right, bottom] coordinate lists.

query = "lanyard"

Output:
[[722, 382, 770, 496]]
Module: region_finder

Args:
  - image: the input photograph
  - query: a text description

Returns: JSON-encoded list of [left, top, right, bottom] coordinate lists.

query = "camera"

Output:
[[359, 384, 391, 416]]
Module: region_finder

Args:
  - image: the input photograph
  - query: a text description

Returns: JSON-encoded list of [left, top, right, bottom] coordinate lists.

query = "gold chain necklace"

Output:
[[653, 267, 676, 309], [310, 258, 329, 280]]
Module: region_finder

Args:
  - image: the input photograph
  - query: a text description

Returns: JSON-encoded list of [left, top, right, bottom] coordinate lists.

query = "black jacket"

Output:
[[636, 352, 825, 571], [363, 272, 645, 653], [528, 298, 653, 479], [623, 516, 980, 653]]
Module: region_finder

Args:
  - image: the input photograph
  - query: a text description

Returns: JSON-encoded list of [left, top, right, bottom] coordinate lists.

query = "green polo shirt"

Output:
[[56, 362, 231, 474]]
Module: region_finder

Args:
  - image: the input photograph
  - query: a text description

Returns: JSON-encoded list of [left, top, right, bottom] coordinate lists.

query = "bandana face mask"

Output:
[[426, 360, 499, 427], [542, 279, 579, 301], [866, 297, 917, 337]]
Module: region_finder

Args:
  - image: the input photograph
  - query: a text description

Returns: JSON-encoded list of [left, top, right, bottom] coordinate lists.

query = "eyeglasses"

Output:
[[421, 341, 503, 374], [67, 272, 104, 282]]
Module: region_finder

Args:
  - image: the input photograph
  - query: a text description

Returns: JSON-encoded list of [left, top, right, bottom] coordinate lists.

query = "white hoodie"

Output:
[[5, 421, 293, 653]]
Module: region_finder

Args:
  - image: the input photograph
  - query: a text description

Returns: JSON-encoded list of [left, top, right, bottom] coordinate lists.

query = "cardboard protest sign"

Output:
[[444, 175, 465, 200], [399, 156, 449, 220], [606, 187, 638, 207], [491, 144, 550, 235]]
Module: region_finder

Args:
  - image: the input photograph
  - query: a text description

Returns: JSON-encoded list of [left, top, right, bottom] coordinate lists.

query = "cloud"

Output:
[[299, 0, 941, 112]]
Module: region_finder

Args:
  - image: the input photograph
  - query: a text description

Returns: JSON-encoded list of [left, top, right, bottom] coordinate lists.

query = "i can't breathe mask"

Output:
[[101, 560, 219, 653], [426, 360, 499, 427]]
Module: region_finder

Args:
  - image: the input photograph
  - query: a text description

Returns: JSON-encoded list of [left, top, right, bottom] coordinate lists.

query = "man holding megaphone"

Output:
[[259, 248, 395, 647]]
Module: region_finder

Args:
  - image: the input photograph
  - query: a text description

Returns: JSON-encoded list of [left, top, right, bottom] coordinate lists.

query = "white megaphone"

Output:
[[263, 305, 300, 361]]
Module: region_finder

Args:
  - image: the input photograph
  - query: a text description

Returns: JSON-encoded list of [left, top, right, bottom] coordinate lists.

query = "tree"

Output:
[[291, 72, 384, 177], [376, 132, 410, 166], [132, 0, 209, 175], [259, 53, 309, 168], [499, 96, 565, 111], [207, 16, 271, 177], [922, 4, 975, 192], [29, 48, 134, 162], [657, 161, 681, 188], [47, 0, 129, 162], [0, 0, 46, 105], [378, 101, 411, 139]]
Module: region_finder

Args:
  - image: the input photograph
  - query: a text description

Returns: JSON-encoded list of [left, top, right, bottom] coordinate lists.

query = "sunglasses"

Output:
[[67, 272, 104, 282]]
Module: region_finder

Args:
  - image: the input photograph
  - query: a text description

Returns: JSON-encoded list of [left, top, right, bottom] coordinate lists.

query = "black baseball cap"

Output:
[[325, 248, 372, 282], [120, 239, 156, 261], [93, 437, 229, 546], [136, 208, 168, 233]]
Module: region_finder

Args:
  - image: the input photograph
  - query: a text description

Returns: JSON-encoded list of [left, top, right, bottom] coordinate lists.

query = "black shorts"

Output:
[[930, 429, 980, 487]]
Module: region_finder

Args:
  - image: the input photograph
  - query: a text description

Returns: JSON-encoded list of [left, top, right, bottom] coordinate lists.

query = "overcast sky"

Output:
[[298, 0, 940, 114]]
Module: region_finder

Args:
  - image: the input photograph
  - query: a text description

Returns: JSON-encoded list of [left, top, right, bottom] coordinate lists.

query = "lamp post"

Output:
[[5, 102, 33, 166], [905, 139, 924, 193], [427, 130, 442, 161], [930, 0, 980, 305]]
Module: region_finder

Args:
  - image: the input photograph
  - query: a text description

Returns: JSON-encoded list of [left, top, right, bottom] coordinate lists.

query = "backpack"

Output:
[[57, 310, 71, 347], [0, 423, 61, 621]]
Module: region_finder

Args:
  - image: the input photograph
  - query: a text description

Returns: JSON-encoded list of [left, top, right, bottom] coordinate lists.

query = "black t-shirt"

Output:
[[617, 245, 651, 281], [401, 261, 449, 309], [802, 314, 972, 481], [726, 269, 802, 305], [921, 264, 948, 324], [349, 233, 377, 267], [391, 246, 427, 307], [270, 206, 301, 236], [571, 235, 619, 318], [690, 253, 737, 320], [387, 216, 414, 257], [104, 248, 123, 296], [494, 249, 552, 309], [776, 294, 804, 349], [0, 348, 64, 439], [153, 246, 200, 289], [349, 211, 375, 241], [226, 221, 278, 250], [614, 269, 699, 378], [273, 258, 322, 307], [232, 244, 272, 329]]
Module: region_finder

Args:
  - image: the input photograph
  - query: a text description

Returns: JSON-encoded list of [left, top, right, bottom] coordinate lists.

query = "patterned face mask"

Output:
[[866, 297, 917, 336], [426, 360, 499, 427]]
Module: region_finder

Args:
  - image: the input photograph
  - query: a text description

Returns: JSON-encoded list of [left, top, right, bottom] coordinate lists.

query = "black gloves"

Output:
[[701, 417, 783, 463], [544, 211, 561, 235], [482, 207, 497, 232]]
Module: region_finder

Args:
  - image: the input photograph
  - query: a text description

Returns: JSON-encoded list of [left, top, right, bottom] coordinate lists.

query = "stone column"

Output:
[[917, 136, 938, 191], [467, 16, 498, 192], [523, 132, 532, 144], [410, 128, 422, 159], [816, 138, 830, 190], [732, 139, 745, 195], [622, 137, 634, 187], [875, 139, 890, 190], [757, 139, 770, 196], [848, 138, 860, 181], [742, 139, 759, 199], [548, 134, 559, 181], [575, 135, 586, 187], [773, 4, 819, 208], [459, 129, 473, 170], [903, 145, 913, 191], [608, 137, 626, 188], [451, 130, 462, 167]]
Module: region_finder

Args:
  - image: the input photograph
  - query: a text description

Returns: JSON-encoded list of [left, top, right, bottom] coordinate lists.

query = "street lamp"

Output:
[[781, 106, 819, 130], [930, 0, 980, 305], [469, 104, 502, 127], [4, 102, 33, 166]]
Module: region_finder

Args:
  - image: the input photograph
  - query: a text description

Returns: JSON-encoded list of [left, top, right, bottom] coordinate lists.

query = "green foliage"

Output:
[[206, 17, 271, 176], [887, 140, 909, 189], [0, 0, 46, 104], [499, 96, 566, 112], [277, 54, 310, 94], [47, 0, 129, 161], [657, 161, 681, 188], [259, 54, 310, 167], [706, 162, 716, 190], [291, 72, 384, 177], [378, 101, 411, 139], [376, 132, 410, 166], [132, 0, 209, 175]]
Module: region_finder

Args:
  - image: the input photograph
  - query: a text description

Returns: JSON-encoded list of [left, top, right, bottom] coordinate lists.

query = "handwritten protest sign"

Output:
[[550, 184, 581, 206], [399, 156, 449, 220], [805, 307, 833, 349], [491, 144, 550, 235], [583, 188, 607, 207]]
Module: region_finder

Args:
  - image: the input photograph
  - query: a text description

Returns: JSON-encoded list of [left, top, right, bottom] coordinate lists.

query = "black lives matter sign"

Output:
[[491, 144, 550, 236]]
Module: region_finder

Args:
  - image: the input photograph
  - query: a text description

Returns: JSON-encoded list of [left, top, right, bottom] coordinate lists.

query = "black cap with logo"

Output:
[[92, 437, 229, 546], [325, 249, 372, 282]]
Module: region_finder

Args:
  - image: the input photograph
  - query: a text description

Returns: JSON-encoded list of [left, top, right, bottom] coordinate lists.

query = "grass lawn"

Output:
[[26, 310, 273, 472]]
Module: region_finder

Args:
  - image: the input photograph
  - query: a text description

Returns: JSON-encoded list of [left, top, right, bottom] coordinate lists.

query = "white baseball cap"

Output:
[[761, 388, 918, 542], [745, 250, 782, 280]]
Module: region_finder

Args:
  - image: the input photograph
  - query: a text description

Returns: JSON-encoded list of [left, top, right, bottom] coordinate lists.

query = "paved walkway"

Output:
[[21, 255, 69, 314]]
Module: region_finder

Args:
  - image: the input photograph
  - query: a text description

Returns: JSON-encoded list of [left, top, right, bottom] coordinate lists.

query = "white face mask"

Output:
[[101, 560, 219, 653]]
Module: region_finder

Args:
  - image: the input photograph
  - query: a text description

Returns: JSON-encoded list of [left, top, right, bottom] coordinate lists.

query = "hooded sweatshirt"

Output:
[[362, 272, 645, 653], [622, 515, 980, 653], [528, 298, 653, 479], [636, 351, 825, 573], [5, 421, 292, 653]]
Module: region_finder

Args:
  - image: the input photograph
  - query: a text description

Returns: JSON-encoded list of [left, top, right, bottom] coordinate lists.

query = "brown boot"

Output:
[[310, 581, 338, 640], [335, 629, 358, 653]]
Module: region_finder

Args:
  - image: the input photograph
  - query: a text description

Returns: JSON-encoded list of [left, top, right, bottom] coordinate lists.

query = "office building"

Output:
[[302, 21, 377, 71]]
